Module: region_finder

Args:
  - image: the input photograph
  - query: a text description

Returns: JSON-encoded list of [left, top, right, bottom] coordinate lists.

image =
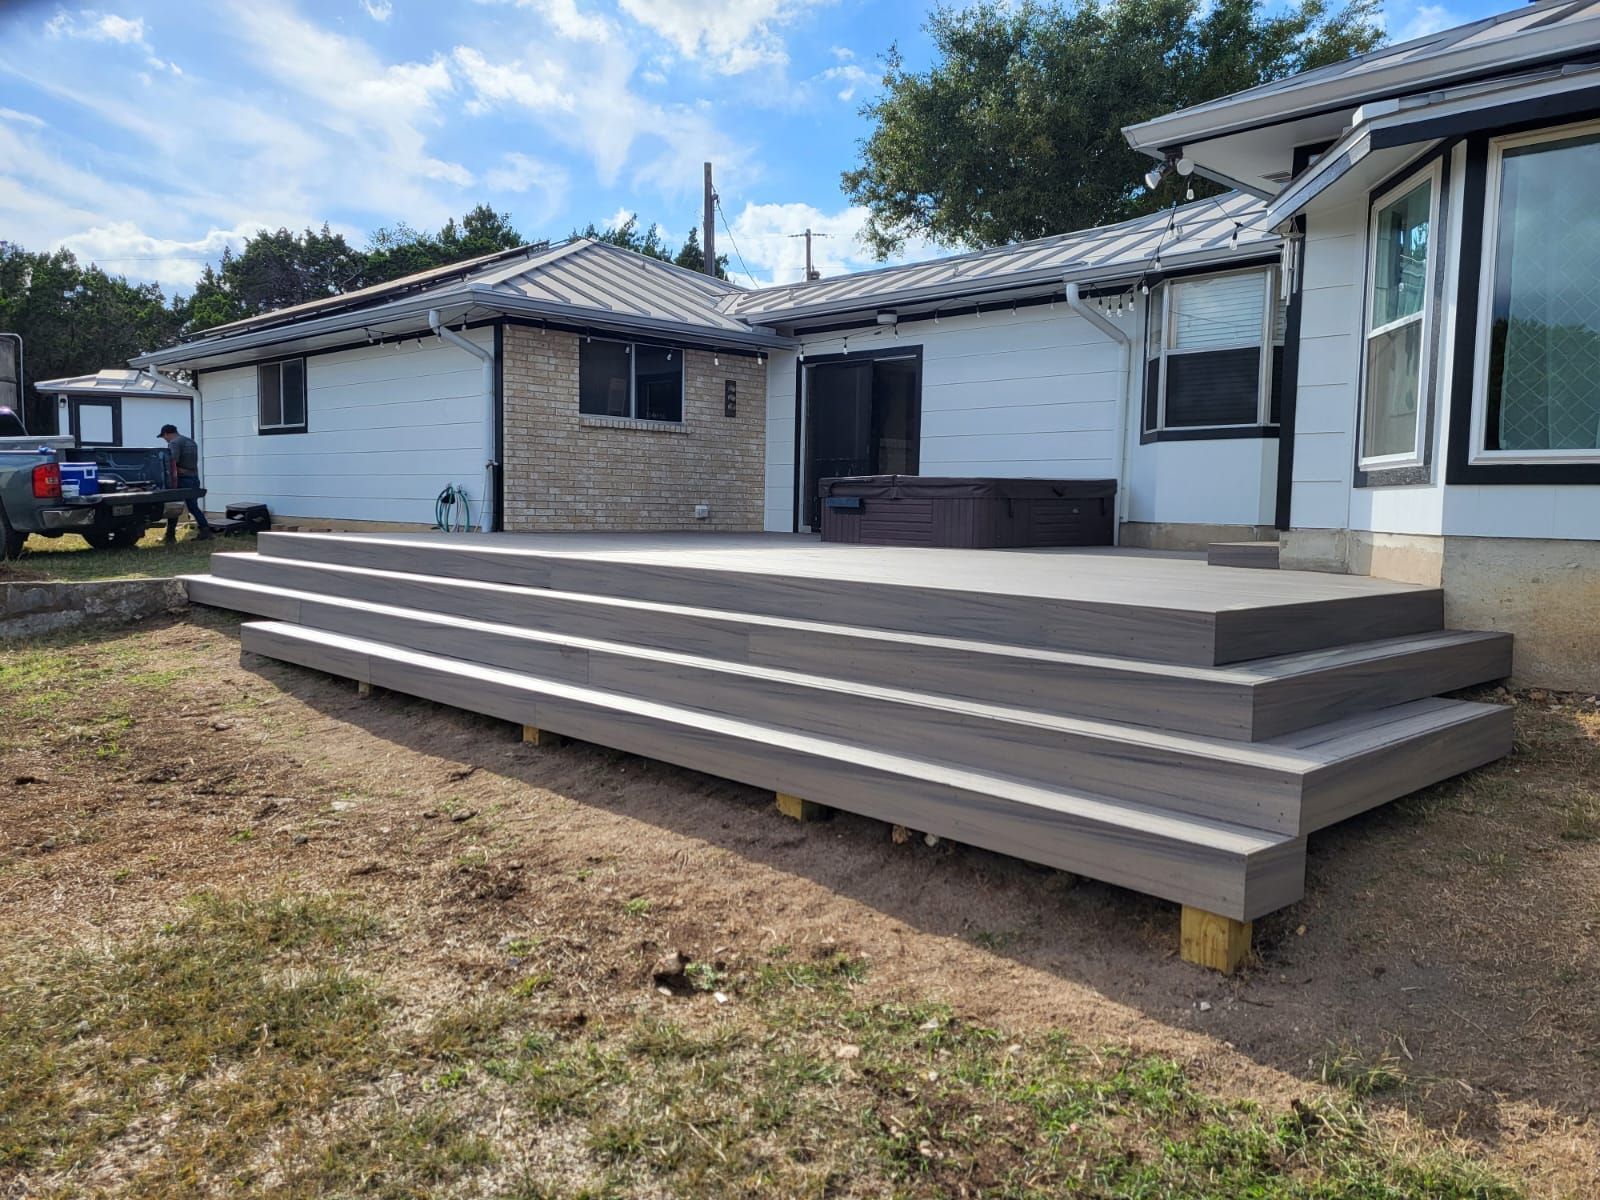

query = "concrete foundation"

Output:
[[1281, 528, 1599, 691], [1119, 522, 1278, 552]]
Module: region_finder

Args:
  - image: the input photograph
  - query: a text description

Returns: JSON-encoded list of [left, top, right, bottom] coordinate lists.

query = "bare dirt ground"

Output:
[[3, 610, 1597, 1196]]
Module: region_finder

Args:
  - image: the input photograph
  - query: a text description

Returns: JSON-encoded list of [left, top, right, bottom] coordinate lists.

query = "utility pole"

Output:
[[788, 228, 829, 281], [702, 162, 717, 279]]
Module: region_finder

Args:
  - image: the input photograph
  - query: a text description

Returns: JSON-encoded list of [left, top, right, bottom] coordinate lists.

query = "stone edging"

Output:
[[0, 577, 188, 639]]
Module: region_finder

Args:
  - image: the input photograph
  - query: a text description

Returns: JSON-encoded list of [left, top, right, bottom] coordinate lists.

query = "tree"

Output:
[[842, 0, 1383, 255], [671, 227, 730, 280], [174, 224, 364, 332], [574, 217, 727, 279], [362, 204, 524, 286], [0, 242, 185, 432]]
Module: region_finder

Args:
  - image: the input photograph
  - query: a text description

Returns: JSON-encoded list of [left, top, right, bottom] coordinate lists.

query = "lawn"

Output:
[[1, 526, 256, 582], [1, 612, 1594, 1197]]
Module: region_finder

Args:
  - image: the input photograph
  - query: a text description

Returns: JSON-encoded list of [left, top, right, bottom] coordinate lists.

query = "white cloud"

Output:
[[451, 12, 751, 196], [483, 152, 569, 222], [819, 62, 871, 102], [615, 0, 828, 75], [723, 201, 941, 287], [0, 108, 47, 128], [360, 0, 394, 20], [1386, 1, 1459, 41], [451, 46, 574, 114], [59, 223, 256, 290], [45, 9, 147, 44]]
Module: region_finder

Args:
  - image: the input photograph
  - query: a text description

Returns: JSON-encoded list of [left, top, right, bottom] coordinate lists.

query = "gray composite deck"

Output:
[[187, 532, 1514, 922]]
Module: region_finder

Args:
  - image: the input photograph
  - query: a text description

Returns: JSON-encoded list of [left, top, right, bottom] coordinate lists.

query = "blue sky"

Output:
[[0, 0, 1507, 293]]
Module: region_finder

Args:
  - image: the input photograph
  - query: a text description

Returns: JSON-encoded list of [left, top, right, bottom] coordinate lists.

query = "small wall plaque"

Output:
[[724, 379, 737, 418]]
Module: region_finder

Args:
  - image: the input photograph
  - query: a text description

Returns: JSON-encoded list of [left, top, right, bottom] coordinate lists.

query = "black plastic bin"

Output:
[[819, 475, 1116, 548]]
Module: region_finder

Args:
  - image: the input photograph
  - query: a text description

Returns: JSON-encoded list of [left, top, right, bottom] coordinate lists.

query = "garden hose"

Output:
[[435, 483, 473, 533]]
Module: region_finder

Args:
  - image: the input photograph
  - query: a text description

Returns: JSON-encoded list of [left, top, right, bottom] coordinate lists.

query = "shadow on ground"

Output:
[[213, 618, 1600, 1166]]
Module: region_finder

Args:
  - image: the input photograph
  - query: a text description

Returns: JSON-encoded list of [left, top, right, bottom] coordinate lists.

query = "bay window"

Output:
[[1472, 122, 1600, 463], [1360, 166, 1438, 468], [1143, 267, 1284, 437]]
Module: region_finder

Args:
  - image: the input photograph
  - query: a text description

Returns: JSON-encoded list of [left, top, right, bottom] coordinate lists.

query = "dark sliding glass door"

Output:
[[802, 351, 921, 529]]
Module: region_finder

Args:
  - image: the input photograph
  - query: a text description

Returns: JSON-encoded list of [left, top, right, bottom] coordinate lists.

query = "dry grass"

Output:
[[2, 612, 1595, 1197]]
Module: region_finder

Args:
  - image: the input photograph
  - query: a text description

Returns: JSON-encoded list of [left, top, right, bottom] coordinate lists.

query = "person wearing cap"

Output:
[[158, 423, 211, 542]]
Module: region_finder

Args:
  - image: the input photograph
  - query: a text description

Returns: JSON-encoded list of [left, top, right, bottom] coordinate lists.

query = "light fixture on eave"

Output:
[[1143, 160, 1169, 191], [875, 310, 898, 327]]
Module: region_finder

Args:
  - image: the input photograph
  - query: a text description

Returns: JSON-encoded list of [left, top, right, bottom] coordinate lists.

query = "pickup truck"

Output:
[[0, 408, 203, 560]]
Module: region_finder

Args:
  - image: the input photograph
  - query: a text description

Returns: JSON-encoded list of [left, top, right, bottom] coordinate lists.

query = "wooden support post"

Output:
[[522, 724, 566, 748], [356, 680, 372, 698], [775, 792, 830, 822], [1180, 906, 1252, 974]]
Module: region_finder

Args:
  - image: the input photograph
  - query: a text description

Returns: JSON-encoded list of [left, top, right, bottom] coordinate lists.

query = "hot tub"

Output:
[[818, 475, 1116, 548]]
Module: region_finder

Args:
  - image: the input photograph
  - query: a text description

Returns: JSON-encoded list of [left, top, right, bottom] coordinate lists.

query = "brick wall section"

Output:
[[500, 324, 767, 531]]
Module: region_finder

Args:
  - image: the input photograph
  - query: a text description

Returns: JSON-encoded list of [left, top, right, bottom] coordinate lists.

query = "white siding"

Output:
[[1293, 138, 1600, 542], [123, 395, 193, 443], [1125, 437, 1277, 528], [764, 303, 1135, 531], [763, 349, 797, 532], [197, 332, 490, 526]]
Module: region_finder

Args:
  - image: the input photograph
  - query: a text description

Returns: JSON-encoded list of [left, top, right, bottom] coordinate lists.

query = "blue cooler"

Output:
[[60, 463, 99, 497]]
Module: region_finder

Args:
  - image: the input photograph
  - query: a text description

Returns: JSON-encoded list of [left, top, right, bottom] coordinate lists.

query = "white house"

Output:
[[1123, 0, 1600, 688], [129, 0, 1599, 688]]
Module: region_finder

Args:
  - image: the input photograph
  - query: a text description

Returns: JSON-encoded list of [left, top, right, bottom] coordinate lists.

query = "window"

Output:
[[258, 358, 307, 434], [1143, 267, 1284, 436], [1472, 122, 1600, 464], [578, 337, 683, 423], [1360, 168, 1437, 467]]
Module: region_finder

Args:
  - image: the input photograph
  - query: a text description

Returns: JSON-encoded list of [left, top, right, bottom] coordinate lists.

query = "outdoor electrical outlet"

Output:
[[694, 503, 710, 520]]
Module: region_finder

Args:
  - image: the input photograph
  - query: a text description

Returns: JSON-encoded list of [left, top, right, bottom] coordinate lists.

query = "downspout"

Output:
[[1064, 281, 1132, 545], [428, 309, 497, 533]]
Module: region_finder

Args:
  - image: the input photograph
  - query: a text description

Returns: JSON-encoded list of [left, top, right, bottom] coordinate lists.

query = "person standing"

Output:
[[158, 423, 212, 542]]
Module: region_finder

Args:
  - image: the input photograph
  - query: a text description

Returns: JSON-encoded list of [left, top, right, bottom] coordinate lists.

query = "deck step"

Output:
[[1208, 541, 1280, 569], [250, 532, 1444, 666], [194, 560, 1509, 742], [240, 619, 1308, 921], [190, 576, 1512, 836]]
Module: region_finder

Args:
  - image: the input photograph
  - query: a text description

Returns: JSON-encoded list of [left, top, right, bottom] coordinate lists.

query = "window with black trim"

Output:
[[1470, 120, 1600, 465], [578, 337, 683, 423], [1143, 267, 1284, 436], [258, 358, 307, 434], [1359, 166, 1438, 468]]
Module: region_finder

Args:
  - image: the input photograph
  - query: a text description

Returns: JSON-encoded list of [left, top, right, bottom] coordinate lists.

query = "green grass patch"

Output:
[[3, 527, 256, 583], [0, 899, 1524, 1199]]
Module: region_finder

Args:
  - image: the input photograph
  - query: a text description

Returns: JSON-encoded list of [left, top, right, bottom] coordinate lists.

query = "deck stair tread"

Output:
[[251, 532, 1445, 666], [188, 573, 1493, 768], [188, 573, 1512, 836], [195, 557, 1509, 742], [185, 532, 1516, 928], [241, 618, 1305, 920]]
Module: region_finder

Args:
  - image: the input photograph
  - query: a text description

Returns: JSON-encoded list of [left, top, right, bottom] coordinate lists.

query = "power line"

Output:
[[712, 195, 752, 284]]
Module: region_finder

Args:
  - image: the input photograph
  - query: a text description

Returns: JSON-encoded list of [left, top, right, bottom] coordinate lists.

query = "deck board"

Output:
[[254, 532, 1443, 666]]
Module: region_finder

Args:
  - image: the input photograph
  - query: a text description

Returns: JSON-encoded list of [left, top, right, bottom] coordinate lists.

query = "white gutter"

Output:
[[1064, 281, 1133, 544], [428, 309, 497, 534]]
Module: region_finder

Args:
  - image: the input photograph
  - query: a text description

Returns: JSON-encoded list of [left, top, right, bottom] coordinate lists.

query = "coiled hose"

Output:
[[435, 483, 473, 533]]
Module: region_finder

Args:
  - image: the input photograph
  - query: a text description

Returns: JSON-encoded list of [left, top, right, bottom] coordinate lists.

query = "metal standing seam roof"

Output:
[[34, 368, 196, 397], [136, 198, 1279, 369], [193, 241, 550, 339], [721, 191, 1278, 325], [472, 238, 756, 336], [1124, 0, 1600, 152]]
